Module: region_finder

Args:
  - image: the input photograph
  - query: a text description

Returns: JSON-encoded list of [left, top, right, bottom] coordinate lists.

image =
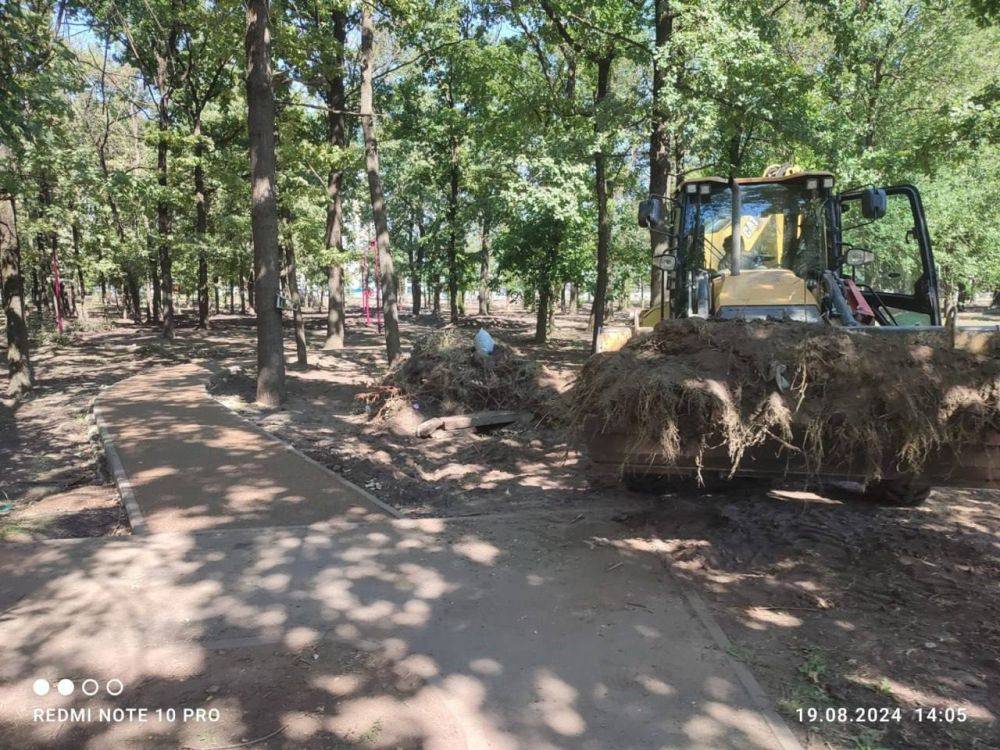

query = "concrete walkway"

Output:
[[0, 365, 801, 750], [94, 364, 395, 534]]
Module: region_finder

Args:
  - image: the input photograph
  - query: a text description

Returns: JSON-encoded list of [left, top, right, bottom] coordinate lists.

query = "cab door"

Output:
[[837, 185, 941, 326]]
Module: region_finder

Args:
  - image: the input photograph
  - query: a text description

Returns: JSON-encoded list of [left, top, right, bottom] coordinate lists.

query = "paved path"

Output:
[[0, 365, 801, 750], [94, 364, 395, 533]]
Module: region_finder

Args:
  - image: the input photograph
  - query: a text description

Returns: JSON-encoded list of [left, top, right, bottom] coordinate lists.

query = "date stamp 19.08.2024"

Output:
[[796, 706, 969, 725]]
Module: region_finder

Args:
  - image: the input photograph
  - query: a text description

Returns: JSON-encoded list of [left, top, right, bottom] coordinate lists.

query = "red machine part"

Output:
[[843, 278, 875, 325]]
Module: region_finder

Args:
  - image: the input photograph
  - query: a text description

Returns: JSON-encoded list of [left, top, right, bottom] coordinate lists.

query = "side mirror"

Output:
[[638, 196, 664, 228], [861, 188, 887, 220], [845, 247, 876, 266], [652, 253, 676, 271]]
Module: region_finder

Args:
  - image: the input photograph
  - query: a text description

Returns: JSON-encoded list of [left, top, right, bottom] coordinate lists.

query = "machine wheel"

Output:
[[622, 472, 683, 495], [863, 477, 932, 507]]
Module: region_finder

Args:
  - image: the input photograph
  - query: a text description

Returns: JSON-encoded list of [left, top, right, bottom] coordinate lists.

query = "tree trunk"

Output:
[[71, 220, 87, 320], [246, 0, 286, 405], [649, 0, 673, 311], [569, 282, 579, 314], [432, 280, 441, 314], [195, 115, 210, 329], [534, 283, 550, 344], [447, 135, 460, 324], [247, 262, 255, 310], [156, 97, 175, 339], [1, 191, 33, 397], [283, 228, 308, 366], [149, 256, 161, 323], [478, 215, 491, 315], [322, 5, 348, 350], [590, 54, 613, 353], [39, 182, 64, 333], [412, 217, 424, 315], [359, 3, 401, 364]]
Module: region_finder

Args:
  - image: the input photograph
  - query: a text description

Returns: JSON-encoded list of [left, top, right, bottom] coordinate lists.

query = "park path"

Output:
[[93, 364, 396, 534], [0, 364, 801, 750]]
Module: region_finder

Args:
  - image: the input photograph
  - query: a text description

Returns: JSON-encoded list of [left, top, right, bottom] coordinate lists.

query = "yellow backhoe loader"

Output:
[[586, 167, 1000, 504]]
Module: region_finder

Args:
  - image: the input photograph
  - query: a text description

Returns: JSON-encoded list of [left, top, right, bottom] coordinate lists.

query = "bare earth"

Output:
[[2, 306, 999, 749]]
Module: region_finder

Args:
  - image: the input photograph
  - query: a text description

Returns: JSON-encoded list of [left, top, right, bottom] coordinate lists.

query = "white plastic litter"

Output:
[[474, 328, 496, 355]]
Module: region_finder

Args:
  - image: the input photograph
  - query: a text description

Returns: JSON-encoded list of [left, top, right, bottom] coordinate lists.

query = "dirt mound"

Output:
[[367, 329, 541, 420], [571, 318, 1000, 481]]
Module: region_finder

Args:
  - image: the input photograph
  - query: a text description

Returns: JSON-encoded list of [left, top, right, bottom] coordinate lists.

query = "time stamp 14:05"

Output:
[[797, 707, 968, 724]]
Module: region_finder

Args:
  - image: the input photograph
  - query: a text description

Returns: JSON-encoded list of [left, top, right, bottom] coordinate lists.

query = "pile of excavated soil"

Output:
[[571, 319, 1000, 481], [366, 328, 541, 420]]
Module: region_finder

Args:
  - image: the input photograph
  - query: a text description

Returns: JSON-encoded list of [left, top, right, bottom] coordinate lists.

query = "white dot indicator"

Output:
[[106, 679, 124, 696], [81, 679, 100, 697], [57, 679, 74, 696], [32, 679, 50, 696]]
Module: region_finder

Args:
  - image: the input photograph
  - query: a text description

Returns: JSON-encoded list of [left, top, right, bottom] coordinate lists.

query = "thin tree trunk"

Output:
[[412, 217, 424, 315], [195, 115, 210, 329], [534, 283, 550, 344], [283, 227, 308, 366], [648, 0, 673, 311], [570, 282, 579, 314], [359, 3, 401, 364], [149, 256, 161, 323], [71, 220, 87, 320], [39, 182, 64, 333], [478, 215, 491, 315], [447, 134, 460, 323], [1, 190, 33, 396], [246, 0, 286, 405], [432, 280, 441, 315], [156, 97, 175, 339], [322, 6, 348, 349], [247, 261, 255, 310], [590, 54, 613, 353]]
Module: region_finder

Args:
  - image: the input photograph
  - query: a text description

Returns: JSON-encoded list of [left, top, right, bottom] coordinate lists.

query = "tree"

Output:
[[176, 3, 239, 329], [1, 179, 32, 397], [246, 0, 286, 405], [322, 5, 349, 349], [359, 2, 401, 364], [648, 0, 673, 309]]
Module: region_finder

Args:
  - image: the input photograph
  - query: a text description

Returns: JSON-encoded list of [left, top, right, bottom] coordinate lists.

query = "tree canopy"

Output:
[[2, 0, 998, 385]]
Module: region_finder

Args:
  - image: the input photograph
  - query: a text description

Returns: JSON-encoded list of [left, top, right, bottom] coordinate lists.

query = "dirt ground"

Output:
[[2, 304, 999, 749]]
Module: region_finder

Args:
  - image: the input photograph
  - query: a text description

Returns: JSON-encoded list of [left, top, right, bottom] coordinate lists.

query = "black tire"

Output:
[[623, 472, 682, 494], [863, 477, 932, 507]]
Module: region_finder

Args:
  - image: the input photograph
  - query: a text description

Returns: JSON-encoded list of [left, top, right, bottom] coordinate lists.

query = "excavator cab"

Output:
[[637, 171, 941, 329]]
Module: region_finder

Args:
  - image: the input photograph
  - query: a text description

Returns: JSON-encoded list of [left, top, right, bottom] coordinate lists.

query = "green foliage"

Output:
[[4, 0, 996, 332]]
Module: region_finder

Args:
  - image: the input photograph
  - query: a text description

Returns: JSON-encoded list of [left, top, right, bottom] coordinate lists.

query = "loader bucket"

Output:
[[577, 321, 1000, 492]]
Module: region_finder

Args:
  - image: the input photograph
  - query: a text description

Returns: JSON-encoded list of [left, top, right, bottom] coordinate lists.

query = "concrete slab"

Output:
[[0, 512, 799, 750], [94, 365, 393, 533]]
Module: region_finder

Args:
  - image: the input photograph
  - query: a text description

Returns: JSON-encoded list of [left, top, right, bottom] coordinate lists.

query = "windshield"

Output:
[[684, 181, 830, 279]]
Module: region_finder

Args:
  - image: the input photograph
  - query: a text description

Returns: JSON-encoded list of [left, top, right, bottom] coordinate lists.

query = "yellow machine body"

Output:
[[712, 269, 817, 309]]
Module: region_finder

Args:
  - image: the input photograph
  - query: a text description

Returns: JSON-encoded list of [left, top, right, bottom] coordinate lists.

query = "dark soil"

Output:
[[3, 306, 998, 749]]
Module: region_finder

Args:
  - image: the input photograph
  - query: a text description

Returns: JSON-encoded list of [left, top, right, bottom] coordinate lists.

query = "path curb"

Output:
[[678, 586, 804, 750], [93, 401, 148, 535]]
